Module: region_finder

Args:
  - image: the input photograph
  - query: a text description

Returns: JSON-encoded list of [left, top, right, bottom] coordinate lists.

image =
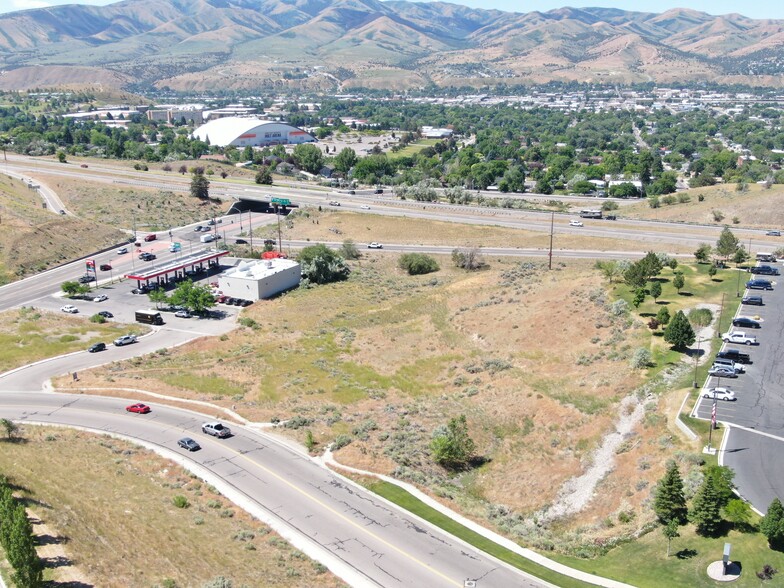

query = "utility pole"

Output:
[[249, 209, 253, 256], [548, 211, 554, 270], [717, 293, 725, 336], [276, 205, 283, 253]]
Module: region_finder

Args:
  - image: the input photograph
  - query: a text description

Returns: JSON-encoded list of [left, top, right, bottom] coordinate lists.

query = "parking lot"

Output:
[[693, 264, 784, 434]]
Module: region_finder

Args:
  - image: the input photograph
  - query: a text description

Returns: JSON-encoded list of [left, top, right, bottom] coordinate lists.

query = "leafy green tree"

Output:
[[57, 150, 66, 163], [672, 272, 685, 294], [761, 498, 784, 548], [169, 280, 215, 314], [292, 144, 324, 175], [60, 281, 81, 297], [190, 171, 210, 200], [649, 281, 662, 302], [595, 260, 621, 284], [399, 253, 439, 275], [656, 305, 671, 326], [708, 265, 718, 279], [723, 499, 752, 529], [338, 239, 361, 260], [148, 287, 169, 309], [653, 461, 688, 525], [0, 419, 17, 440], [694, 243, 712, 263], [663, 519, 680, 557], [716, 226, 740, 260], [333, 147, 358, 175], [690, 475, 724, 537], [298, 244, 350, 285], [254, 168, 273, 185], [733, 248, 749, 267], [430, 415, 476, 471], [633, 288, 646, 308], [663, 310, 695, 350]]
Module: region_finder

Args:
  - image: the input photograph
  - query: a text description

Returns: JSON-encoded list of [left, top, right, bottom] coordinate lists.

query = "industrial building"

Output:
[[218, 258, 301, 301], [192, 117, 315, 148]]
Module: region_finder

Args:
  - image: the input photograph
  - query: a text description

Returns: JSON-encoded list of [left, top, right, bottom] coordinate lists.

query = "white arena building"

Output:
[[192, 117, 315, 148]]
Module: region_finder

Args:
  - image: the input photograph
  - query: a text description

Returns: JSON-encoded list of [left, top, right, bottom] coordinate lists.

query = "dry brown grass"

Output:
[[68, 255, 686, 540], [254, 207, 695, 253], [620, 183, 784, 229], [0, 426, 343, 587], [36, 173, 229, 232], [0, 174, 125, 282]]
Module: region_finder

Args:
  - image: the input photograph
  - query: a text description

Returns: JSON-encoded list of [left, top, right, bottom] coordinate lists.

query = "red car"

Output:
[[143, 234, 157, 242], [99, 264, 112, 271], [126, 403, 151, 414]]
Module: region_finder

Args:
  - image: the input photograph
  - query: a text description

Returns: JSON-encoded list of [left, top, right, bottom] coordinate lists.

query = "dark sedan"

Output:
[[178, 437, 201, 451], [732, 317, 761, 329]]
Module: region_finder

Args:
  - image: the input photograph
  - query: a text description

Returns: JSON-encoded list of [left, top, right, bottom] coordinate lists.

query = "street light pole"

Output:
[[693, 336, 702, 388], [736, 267, 742, 297]]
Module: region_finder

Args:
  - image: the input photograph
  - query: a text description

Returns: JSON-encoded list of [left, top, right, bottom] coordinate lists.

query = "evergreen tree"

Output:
[[639, 251, 664, 279], [690, 476, 724, 537], [705, 465, 735, 508], [653, 461, 688, 524], [761, 498, 784, 548], [624, 261, 648, 289], [190, 171, 210, 200], [663, 310, 695, 350]]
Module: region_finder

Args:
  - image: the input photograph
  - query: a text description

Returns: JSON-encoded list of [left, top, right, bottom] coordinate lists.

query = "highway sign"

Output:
[[271, 197, 290, 206]]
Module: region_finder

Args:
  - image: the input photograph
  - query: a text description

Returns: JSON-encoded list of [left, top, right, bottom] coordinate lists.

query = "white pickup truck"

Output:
[[721, 331, 758, 345]]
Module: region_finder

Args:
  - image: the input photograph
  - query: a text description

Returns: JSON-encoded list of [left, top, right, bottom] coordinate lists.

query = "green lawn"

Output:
[[367, 479, 784, 588], [551, 522, 784, 587], [614, 261, 744, 385], [366, 480, 597, 588], [390, 139, 441, 158]]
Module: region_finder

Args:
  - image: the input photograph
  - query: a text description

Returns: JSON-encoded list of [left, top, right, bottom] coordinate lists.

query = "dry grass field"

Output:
[[619, 183, 784, 229], [0, 174, 125, 282], [0, 427, 343, 587], [0, 307, 146, 373], [65, 253, 704, 552], [250, 207, 695, 254], [35, 173, 228, 232]]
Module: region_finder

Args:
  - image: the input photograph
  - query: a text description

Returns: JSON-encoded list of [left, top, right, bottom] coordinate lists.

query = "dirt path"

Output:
[[28, 509, 92, 587]]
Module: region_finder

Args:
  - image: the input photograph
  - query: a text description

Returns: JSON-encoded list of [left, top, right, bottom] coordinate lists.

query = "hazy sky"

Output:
[[0, 0, 781, 19]]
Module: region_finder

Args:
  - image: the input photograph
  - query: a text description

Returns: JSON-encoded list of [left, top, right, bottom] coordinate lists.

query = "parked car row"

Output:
[[216, 295, 253, 307], [706, 260, 777, 398]]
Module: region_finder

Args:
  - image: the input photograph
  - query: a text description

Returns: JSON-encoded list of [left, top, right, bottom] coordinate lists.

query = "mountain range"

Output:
[[0, 0, 782, 92]]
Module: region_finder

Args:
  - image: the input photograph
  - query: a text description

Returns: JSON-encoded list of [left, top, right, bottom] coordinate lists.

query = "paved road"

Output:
[[6, 155, 782, 252], [0, 392, 552, 588]]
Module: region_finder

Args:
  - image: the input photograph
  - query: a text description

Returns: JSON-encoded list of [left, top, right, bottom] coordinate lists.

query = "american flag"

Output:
[[711, 401, 717, 427]]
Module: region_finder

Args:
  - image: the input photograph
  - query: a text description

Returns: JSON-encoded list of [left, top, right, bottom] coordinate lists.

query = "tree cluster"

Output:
[[398, 253, 439, 275], [298, 244, 350, 285], [0, 476, 44, 587]]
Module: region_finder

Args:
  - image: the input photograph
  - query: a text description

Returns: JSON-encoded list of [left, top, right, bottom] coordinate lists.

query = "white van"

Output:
[[200, 233, 216, 243]]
